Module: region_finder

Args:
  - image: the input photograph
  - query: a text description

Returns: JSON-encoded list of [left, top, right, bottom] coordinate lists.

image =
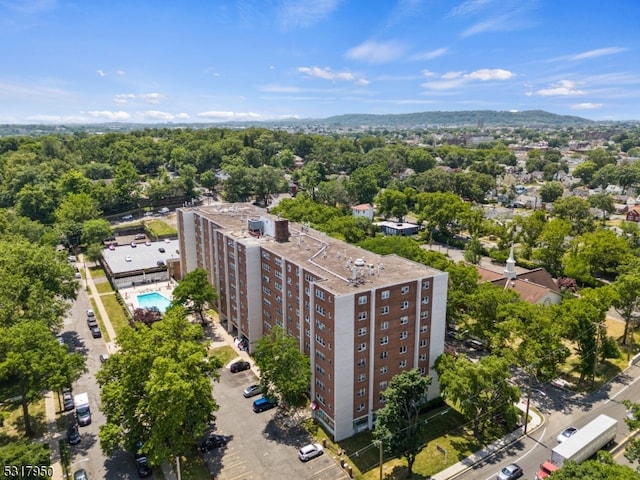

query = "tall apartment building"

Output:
[[177, 204, 448, 441]]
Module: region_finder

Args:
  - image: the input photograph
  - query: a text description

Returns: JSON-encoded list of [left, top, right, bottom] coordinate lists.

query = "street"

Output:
[[454, 363, 640, 479]]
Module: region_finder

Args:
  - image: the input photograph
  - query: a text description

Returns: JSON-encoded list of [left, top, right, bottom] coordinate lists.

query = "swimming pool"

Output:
[[137, 291, 172, 313]]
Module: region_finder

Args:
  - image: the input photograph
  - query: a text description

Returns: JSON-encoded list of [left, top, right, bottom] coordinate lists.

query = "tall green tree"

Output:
[[435, 354, 519, 438], [171, 268, 218, 325], [0, 320, 86, 436], [0, 440, 51, 479], [253, 326, 310, 412], [611, 263, 640, 346], [81, 218, 113, 246], [97, 309, 219, 465], [552, 196, 594, 235], [373, 369, 432, 478], [532, 218, 571, 276]]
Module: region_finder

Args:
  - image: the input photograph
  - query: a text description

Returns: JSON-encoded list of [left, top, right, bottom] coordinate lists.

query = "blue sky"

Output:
[[2, 0, 640, 124]]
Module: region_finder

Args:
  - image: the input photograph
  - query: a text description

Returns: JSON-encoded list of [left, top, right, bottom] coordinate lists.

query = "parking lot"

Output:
[[204, 365, 348, 480]]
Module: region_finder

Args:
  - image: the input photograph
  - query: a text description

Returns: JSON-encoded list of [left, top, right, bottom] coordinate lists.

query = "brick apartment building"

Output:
[[177, 204, 448, 441]]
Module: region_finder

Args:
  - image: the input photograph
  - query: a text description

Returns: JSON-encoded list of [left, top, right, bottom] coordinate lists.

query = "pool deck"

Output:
[[119, 279, 176, 313]]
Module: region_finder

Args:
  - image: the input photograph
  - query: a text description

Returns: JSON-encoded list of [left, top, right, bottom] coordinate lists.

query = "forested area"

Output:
[[2, 123, 640, 473]]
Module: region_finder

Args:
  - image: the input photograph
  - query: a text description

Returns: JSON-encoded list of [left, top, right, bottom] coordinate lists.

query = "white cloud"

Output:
[[112, 93, 165, 104], [26, 114, 88, 123], [421, 70, 437, 78], [196, 111, 261, 121], [571, 103, 603, 110], [465, 68, 514, 80], [96, 69, 105, 77], [345, 40, 406, 64], [116, 69, 126, 76], [536, 80, 585, 96], [410, 48, 448, 61], [175, 113, 190, 119], [421, 68, 515, 90], [87, 110, 131, 121], [136, 110, 175, 121], [278, 0, 341, 29], [449, 0, 496, 17], [569, 47, 627, 61], [297, 66, 368, 85]]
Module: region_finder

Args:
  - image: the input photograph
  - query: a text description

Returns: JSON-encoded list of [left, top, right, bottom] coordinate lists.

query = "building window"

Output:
[[262, 263, 270, 272], [422, 296, 430, 305], [419, 353, 427, 361], [357, 343, 367, 352], [316, 350, 325, 362], [380, 321, 389, 330], [380, 366, 388, 375], [401, 286, 410, 295], [379, 381, 388, 390], [358, 295, 367, 305], [420, 367, 427, 375], [357, 358, 366, 367], [423, 281, 430, 289], [400, 331, 408, 340], [421, 311, 429, 320], [315, 290, 325, 300], [274, 257, 282, 266], [357, 374, 366, 382], [262, 251, 270, 260], [399, 360, 407, 368], [400, 316, 409, 325], [399, 345, 407, 354], [358, 311, 367, 321], [419, 339, 427, 348], [381, 290, 390, 300], [357, 403, 365, 412], [315, 334, 325, 346], [315, 304, 325, 316], [380, 306, 389, 315], [380, 351, 388, 359], [316, 320, 325, 331], [420, 325, 428, 334], [400, 301, 409, 310], [263, 275, 270, 283], [357, 327, 367, 337], [263, 286, 271, 296], [380, 336, 389, 345], [357, 388, 366, 397]]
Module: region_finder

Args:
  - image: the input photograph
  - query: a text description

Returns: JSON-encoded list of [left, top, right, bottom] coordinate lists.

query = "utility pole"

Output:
[[524, 368, 532, 435], [374, 440, 383, 480], [591, 322, 603, 391]]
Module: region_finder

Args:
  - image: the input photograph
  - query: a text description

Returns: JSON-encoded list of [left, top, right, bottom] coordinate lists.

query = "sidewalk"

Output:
[[431, 400, 544, 480]]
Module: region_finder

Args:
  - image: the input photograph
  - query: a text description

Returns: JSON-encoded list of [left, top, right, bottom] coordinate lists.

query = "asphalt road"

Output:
[[454, 363, 640, 480]]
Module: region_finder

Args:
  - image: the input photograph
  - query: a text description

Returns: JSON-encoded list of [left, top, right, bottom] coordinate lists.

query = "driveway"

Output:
[[203, 367, 348, 479]]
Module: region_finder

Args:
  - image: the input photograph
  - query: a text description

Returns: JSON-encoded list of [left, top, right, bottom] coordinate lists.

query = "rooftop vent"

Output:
[[354, 258, 366, 267]]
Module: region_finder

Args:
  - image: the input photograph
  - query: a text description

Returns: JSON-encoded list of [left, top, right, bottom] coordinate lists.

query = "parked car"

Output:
[[134, 234, 145, 240], [135, 455, 151, 478], [73, 469, 88, 480], [56, 335, 65, 346], [298, 443, 323, 461], [198, 434, 228, 452], [230, 361, 251, 373], [108, 243, 116, 250], [130, 242, 137, 248], [99, 353, 110, 364], [67, 424, 81, 445], [63, 390, 75, 411], [557, 426, 579, 443], [497, 463, 523, 480], [90, 326, 102, 338], [252, 396, 277, 413], [243, 384, 262, 398], [86, 309, 95, 318], [87, 317, 98, 328], [158, 247, 166, 253], [122, 214, 133, 221]]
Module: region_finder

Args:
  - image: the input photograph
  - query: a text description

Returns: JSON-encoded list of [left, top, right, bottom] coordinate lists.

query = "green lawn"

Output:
[[209, 345, 238, 366], [308, 404, 488, 480], [145, 219, 177, 237], [100, 293, 131, 335]]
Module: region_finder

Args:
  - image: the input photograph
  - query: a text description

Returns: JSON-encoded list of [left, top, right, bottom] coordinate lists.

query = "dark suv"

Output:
[[197, 434, 228, 452], [252, 396, 277, 413], [230, 361, 250, 373]]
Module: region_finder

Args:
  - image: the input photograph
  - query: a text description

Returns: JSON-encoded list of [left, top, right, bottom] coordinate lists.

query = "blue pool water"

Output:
[[137, 292, 172, 313]]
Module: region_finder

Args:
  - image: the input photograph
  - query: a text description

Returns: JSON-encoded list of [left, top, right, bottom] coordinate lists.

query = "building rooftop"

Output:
[[185, 204, 444, 294], [102, 238, 180, 275]]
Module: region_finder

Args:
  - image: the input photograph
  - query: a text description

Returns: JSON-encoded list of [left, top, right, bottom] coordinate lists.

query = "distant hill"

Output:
[[0, 110, 596, 137], [317, 110, 594, 128]]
